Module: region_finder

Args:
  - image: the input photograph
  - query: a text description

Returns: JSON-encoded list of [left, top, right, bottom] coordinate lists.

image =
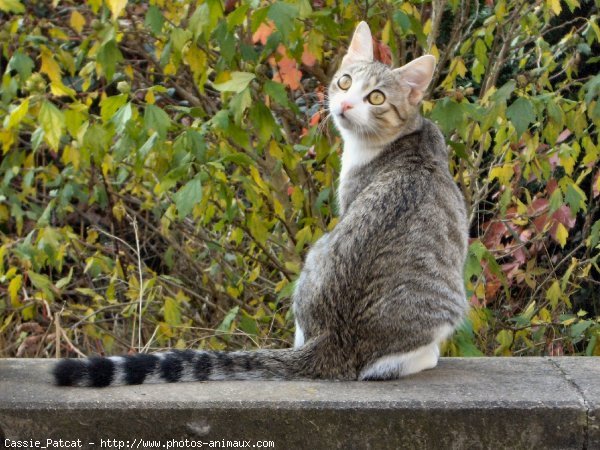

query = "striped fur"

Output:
[[54, 346, 319, 387], [53, 22, 468, 387]]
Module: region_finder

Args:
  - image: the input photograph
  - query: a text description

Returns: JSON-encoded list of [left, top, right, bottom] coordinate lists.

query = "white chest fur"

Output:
[[338, 132, 385, 209]]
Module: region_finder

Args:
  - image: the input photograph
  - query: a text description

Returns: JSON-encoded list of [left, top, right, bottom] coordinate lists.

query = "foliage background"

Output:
[[0, 0, 599, 358]]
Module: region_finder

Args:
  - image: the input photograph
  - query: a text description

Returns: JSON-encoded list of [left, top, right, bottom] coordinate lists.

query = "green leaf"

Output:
[[570, 320, 593, 338], [217, 306, 239, 333], [174, 176, 202, 219], [39, 101, 65, 150], [27, 271, 55, 301], [145, 5, 164, 35], [589, 220, 600, 249], [239, 312, 258, 335], [265, 80, 294, 109], [55, 267, 74, 290], [100, 94, 127, 123], [507, 97, 536, 137], [8, 51, 34, 79], [495, 329, 513, 355], [138, 132, 159, 159], [491, 80, 516, 103], [144, 104, 171, 139], [453, 320, 484, 356], [164, 297, 182, 326], [430, 98, 466, 134], [97, 40, 123, 81], [267, 2, 299, 36], [393, 11, 411, 32], [549, 188, 563, 214], [111, 102, 132, 134], [213, 72, 256, 93], [564, 182, 587, 214]]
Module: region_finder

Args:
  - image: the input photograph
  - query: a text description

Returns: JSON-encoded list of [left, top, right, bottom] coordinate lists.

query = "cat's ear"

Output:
[[341, 22, 374, 68], [393, 55, 436, 105]]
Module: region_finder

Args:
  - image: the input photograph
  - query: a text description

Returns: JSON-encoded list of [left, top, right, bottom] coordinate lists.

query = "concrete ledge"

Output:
[[0, 358, 598, 449]]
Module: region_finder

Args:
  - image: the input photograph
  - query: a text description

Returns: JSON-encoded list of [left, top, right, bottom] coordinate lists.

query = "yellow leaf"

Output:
[[382, 20, 391, 45], [475, 282, 485, 299], [423, 19, 432, 35], [540, 307, 552, 323], [6, 99, 29, 129], [1, 130, 15, 152], [61, 145, 81, 170], [0, 204, 9, 222], [41, 47, 62, 83], [455, 58, 467, 78], [145, 89, 156, 105], [401, 2, 413, 14], [555, 222, 568, 248], [546, 280, 561, 309], [70, 10, 86, 33], [50, 81, 76, 97], [9, 274, 22, 306], [547, 0, 561, 15], [495, 0, 506, 20], [39, 101, 65, 150], [247, 266, 261, 283], [184, 45, 207, 78], [107, 0, 127, 19], [421, 100, 434, 113], [124, 65, 134, 79], [273, 198, 285, 219], [489, 164, 514, 184], [0, 0, 25, 13], [250, 166, 269, 192], [429, 44, 440, 61]]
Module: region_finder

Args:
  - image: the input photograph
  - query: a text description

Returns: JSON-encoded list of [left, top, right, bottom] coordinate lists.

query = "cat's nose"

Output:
[[341, 101, 354, 113]]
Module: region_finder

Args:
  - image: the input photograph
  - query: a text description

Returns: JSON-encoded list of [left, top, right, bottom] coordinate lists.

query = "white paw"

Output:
[[294, 321, 305, 349]]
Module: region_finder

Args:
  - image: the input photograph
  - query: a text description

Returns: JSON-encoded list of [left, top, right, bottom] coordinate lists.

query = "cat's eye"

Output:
[[368, 90, 386, 105], [337, 75, 352, 90]]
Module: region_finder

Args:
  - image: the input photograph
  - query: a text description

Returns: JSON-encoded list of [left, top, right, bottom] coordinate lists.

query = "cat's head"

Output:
[[329, 22, 436, 146]]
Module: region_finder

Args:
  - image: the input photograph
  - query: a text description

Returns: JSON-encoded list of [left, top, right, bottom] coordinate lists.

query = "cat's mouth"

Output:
[[336, 112, 353, 126]]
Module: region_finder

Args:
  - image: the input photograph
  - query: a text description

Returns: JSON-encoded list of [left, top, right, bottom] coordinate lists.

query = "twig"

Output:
[[130, 214, 145, 351]]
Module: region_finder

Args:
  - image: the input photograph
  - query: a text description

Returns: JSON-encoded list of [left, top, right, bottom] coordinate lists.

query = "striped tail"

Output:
[[53, 347, 313, 387]]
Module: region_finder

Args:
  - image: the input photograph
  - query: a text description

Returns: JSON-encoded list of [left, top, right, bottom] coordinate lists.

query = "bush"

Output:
[[0, 0, 598, 358]]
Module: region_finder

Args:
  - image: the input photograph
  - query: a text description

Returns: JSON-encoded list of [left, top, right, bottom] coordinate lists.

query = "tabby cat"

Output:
[[53, 21, 468, 387]]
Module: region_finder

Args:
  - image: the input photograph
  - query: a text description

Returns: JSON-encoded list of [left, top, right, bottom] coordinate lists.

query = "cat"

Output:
[[53, 21, 468, 387]]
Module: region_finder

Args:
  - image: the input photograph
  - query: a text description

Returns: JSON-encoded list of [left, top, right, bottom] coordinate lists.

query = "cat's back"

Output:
[[343, 119, 468, 281], [347, 119, 466, 223]]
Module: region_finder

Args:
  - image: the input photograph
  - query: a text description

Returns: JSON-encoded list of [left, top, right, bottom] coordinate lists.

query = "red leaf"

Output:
[[470, 294, 483, 307], [548, 152, 560, 170], [253, 21, 275, 45], [528, 198, 549, 216], [224, 0, 238, 13], [373, 39, 392, 65], [309, 111, 321, 126], [552, 205, 576, 229], [270, 46, 302, 90], [485, 277, 502, 298], [301, 43, 317, 67], [556, 129, 572, 144], [533, 213, 549, 234], [482, 221, 507, 249]]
